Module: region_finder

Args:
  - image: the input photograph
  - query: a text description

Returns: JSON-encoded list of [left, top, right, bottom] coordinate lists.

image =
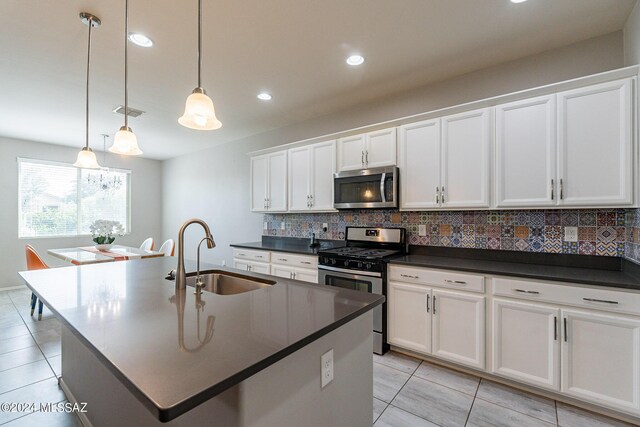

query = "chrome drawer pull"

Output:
[[426, 294, 430, 313], [583, 297, 619, 305], [554, 316, 558, 341], [513, 289, 540, 295], [278, 258, 288, 262], [401, 274, 419, 279], [445, 279, 467, 285], [239, 253, 246, 256], [300, 261, 312, 265], [255, 255, 263, 258]]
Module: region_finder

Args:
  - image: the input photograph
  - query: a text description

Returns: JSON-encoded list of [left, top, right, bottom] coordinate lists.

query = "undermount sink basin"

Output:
[[185, 270, 275, 295]]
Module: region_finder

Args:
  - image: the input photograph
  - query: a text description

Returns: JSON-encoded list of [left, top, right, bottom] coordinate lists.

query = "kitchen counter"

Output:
[[19, 257, 382, 423], [391, 247, 640, 290], [231, 236, 344, 255]]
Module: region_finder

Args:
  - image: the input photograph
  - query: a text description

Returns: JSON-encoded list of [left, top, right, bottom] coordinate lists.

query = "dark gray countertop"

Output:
[[231, 236, 345, 255], [18, 257, 382, 421], [391, 248, 640, 291]]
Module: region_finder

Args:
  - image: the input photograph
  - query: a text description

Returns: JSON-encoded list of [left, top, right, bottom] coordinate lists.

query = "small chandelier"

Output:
[[86, 135, 124, 192], [74, 12, 101, 169]]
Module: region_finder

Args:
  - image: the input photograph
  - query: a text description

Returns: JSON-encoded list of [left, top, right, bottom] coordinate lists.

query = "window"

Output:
[[18, 158, 131, 238]]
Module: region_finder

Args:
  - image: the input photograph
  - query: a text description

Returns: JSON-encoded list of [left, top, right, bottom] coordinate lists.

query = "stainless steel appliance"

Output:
[[318, 227, 406, 354], [333, 166, 398, 209]]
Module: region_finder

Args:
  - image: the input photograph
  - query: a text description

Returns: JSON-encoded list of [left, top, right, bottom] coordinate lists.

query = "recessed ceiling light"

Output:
[[510, 0, 527, 3], [257, 92, 272, 101], [346, 55, 365, 66], [128, 33, 153, 47]]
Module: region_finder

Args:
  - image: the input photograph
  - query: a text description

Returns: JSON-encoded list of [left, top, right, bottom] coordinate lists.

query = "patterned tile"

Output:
[[486, 225, 500, 238], [597, 211, 616, 226], [487, 237, 500, 250], [500, 237, 514, 251], [596, 226, 617, 244], [514, 238, 530, 251], [514, 226, 529, 239], [487, 212, 500, 225], [500, 225, 514, 238], [475, 236, 487, 249], [545, 211, 561, 226], [561, 211, 579, 226], [579, 241, 596, 255], [578, 227, 596, 242], [544, 226, 561, 240], [579, 211, 597, 226]]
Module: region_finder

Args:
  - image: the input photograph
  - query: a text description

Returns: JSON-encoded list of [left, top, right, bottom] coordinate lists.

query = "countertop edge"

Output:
[[230, 242, 323, 255]]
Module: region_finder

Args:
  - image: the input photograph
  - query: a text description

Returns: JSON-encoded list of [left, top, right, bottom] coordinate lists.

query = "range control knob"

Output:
[[366, 263, 372, 270], [344, 260, 350, 267], [357, 262, 363, 268], [330, 259, 337, 265]]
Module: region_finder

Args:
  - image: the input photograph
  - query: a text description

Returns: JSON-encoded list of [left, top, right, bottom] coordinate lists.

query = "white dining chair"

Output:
[[140, 237, 154, 251], [158, 239, 175, 256]]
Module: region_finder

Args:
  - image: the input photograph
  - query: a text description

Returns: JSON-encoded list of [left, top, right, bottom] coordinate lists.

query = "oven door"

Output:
[[334, 166, 398, 209], [318, 266, 383, 334]]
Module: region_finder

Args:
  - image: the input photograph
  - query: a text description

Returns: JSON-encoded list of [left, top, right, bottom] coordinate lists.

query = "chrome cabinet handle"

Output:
[[513, 289, 540, 295], [554, 316, 558, 341], [293, 272, 296, 279], [560, 178, 564, 200], [309, 194, 313, 208], [361, 151, 365, 167], [301, 261, 312, 265], [551, 179, 554, 200], [400, 274, 419, 279], [564, 317, 568, 342], [441, 186, 445, 203], [583, 297, 619, 305], [426, 294, 430, 313], [239, 253, 246, 256], [433, 295, 437, 314], [365, 150, 369, 166], [380, 173, 387, 203], [445, 279, 466, 285], [435, 187, 440, 204], [278, 258, 288, 262], [247, 265, 252, 271]]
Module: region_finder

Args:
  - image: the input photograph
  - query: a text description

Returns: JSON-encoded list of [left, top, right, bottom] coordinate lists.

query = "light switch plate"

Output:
[[564, 226, 578, 242], [418, 224, 427, 237], [321, 349, 334, 388]]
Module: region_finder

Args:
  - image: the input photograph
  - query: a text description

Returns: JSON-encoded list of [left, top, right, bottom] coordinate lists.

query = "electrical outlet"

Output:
[[564, 226, 578, 242], [322, 223, 328, 232], [418, 224, 427, 237], [263, 222, 268, 230], [221, 259, 226, 266], [320, 349, 334, 388], [280, 222, 285, 230]]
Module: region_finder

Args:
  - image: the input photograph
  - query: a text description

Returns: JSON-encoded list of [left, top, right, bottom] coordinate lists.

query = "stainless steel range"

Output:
[[318, 227, 406, 354]]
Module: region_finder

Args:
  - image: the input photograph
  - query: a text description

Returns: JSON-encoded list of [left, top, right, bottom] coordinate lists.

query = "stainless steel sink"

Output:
[[185, 270, 275, 295]]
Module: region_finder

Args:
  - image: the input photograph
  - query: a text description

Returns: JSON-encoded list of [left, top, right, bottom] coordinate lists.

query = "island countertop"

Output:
[[18, 257, 383, 422]]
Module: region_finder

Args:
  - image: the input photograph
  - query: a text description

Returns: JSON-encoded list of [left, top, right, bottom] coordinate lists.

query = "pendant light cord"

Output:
[[198, 0, 202, 89], [85, 17, 93, 149], [124, 0, 129, 128]]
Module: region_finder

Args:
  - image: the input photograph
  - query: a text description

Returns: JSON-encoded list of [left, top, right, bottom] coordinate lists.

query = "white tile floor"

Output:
[[373, 351, 636, 427], [0, 287, 636, 427]]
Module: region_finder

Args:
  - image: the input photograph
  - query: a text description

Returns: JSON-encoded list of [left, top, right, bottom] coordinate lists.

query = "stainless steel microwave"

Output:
[[333, 166, 398, 209]]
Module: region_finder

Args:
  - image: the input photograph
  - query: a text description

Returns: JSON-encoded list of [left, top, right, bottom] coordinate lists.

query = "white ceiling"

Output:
[[0, 0, 636, 160]]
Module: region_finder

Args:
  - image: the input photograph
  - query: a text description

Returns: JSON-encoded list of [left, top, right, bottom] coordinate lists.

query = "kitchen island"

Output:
[[19, 257, 382, 426]]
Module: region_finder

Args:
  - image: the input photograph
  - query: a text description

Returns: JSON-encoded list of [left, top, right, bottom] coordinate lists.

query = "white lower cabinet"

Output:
[[387, 281, 432, 354], [492, 298, 560, 391], [233, 248, 318, 283], [432, 289, 485, 369], [561, 308, 640, 414], [233, 259, 270, 274]]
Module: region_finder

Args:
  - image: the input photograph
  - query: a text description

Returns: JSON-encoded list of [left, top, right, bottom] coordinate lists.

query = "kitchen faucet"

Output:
[[194, 237, 214, 295], [176, 218, 215, 290]]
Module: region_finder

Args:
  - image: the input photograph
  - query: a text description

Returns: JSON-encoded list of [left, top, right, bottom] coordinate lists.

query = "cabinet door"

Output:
[[387, 281, 431, 354], [561, 309, 640, 413], [293, 268, 318, 284], [399, 120, 441, 210], [249, 261, 271, 275], [495, 95, 556, 208], [432, 289, 485, 369], [337, 134, 365, 171], [267, 151, 288, 212], [233, 259, 250, 271], [309, 141, 336, 211], [365, 128, 397, 168], [492, 298, 560, 391], [288, 147, 311, 211], [441, 108, 491, 208], [271, 264, 295, 279], [250, 155, 268, 212], [557, 78, 633, 206]]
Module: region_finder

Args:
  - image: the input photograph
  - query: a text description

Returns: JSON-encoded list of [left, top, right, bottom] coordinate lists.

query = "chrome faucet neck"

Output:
[[176, 218, 216, 290]]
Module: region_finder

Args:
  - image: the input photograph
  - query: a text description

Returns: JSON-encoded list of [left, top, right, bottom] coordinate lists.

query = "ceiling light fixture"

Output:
[[178, 0, 222, 130], [127, 32, 153, 47], [257, 92, 272, 101], [346, 55, 365, 66], [86, 135, 124, 192], [110, 0, 143, 156], [74, 12, 101, 169]]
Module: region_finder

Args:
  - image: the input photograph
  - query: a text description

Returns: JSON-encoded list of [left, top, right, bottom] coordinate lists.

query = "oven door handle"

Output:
[[318, 265, 383, 278], [380, 173, 386, 204]]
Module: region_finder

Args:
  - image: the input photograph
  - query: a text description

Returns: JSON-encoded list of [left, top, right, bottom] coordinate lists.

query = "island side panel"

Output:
[[59, 312, 373, 427]]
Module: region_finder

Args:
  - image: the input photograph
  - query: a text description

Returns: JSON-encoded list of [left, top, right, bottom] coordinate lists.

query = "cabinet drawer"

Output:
[[493, 277, 640, 316], [271, 253, 318, 268], [389, 265, 484, 293], [232, 249, 270, 263]]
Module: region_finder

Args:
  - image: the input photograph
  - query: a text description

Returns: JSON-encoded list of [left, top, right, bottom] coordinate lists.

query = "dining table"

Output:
[[48, 245, 165, 265]]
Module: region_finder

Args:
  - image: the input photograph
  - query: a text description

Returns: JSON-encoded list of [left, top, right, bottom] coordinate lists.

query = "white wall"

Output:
[[162, 32, 625, 268], [0, 136, 162, 288], [624, 1, 640, 65]]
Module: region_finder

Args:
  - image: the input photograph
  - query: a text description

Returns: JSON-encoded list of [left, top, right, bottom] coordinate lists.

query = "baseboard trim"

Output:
[[0, 285, 29, 292], [58, 377, 94, 427]]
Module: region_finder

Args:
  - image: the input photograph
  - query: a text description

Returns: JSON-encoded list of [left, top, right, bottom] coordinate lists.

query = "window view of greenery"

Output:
[[19, 159, 130, 238]]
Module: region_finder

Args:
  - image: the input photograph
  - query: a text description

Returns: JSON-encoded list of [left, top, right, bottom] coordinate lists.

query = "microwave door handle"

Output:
[[380, 173, 386, 203]]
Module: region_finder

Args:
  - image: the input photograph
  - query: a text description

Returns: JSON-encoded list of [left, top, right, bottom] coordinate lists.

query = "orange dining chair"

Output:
[[140, 237, 154, 251], [25, 245, 48, 320], [158, 239, 175, 256]]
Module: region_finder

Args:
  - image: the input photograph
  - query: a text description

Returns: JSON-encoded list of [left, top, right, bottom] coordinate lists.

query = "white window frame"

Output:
[[17, 157, 132, 239]]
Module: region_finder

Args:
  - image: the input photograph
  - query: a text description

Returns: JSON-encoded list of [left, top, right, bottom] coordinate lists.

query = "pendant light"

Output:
[[178, 0, 222, 130], [74, 12, 102, 169], [109, 0, 143, 155]]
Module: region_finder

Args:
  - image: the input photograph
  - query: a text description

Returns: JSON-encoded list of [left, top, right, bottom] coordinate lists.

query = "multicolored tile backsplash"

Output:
[[264, 209, 632, 258]]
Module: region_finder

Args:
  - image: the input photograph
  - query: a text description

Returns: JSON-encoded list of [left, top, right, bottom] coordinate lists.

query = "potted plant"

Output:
[[90, 220, 124, 251]]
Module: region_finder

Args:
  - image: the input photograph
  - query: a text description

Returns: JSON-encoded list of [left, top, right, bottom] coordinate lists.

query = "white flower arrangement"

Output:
[[90, 220, 124, 245]]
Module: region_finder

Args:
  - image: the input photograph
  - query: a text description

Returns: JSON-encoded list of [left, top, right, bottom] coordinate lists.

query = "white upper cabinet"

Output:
[[250, 150, 287, 212], [557, 78, 633, 207], [337, 127, 397, 171], [495, 95, 556, 208], [441, 108, 492, 209], [399, 119, 441, 210], [288, 140, 336, 212]]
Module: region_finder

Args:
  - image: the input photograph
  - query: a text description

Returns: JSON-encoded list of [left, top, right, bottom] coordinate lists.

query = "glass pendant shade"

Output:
[[74, 147, 101, 169], [178, 88, 222, 130], [109, 126, 143, 155]]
